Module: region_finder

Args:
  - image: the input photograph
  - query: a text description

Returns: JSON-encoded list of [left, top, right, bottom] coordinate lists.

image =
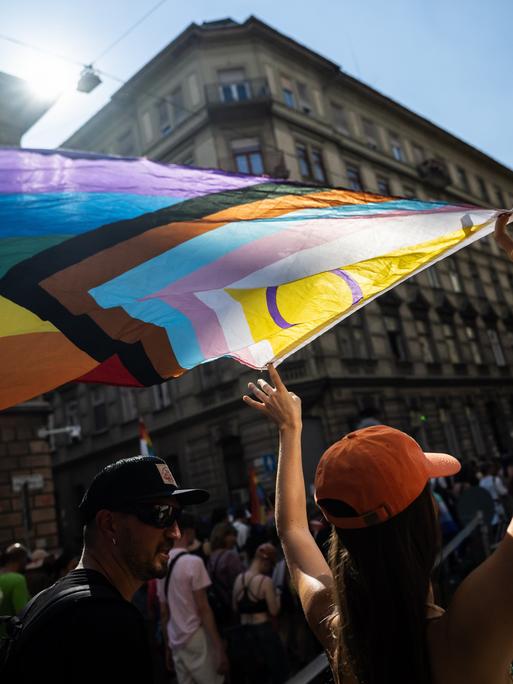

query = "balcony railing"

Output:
[[205, 77, 271, 106]]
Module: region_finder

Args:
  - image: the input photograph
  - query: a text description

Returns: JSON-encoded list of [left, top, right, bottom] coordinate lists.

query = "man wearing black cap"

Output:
[[2, 456, 209, 684]]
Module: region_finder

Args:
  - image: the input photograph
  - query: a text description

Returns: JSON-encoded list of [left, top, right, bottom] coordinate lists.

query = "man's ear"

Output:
[[95, 509, 117, 540]]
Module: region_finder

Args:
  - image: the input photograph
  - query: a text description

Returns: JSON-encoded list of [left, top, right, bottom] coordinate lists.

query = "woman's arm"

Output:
[[243, 364, 335, 651]]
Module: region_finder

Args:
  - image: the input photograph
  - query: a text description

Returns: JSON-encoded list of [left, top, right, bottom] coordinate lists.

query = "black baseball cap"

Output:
[[79, 456, 209, 522]]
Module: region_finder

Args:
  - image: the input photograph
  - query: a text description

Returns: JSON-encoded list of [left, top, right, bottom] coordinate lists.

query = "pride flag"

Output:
[[0, 148, 502, 409], [139, 417, 156, 458]]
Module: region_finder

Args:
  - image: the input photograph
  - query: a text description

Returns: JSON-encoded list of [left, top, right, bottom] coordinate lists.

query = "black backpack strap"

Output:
[[21, 583, 116, 636], [164, 552, 189, 596]]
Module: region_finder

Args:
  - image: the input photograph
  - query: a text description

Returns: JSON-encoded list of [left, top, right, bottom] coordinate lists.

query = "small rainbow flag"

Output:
[[139, 417, 156, 458], [249, 467, 267, 524]]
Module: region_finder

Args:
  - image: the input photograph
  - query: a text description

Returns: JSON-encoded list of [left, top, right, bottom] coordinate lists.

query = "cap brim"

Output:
[[425, 452, 461, 477], [173, 488, 210, 505], [136, 488, 210, 505]]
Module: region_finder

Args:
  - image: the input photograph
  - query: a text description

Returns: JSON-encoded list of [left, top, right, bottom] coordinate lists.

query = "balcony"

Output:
[[416, 158, 451, 189], [204, 78, 272, 119]]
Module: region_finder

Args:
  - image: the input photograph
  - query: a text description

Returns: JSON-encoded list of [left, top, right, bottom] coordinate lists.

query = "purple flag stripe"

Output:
[[266, 286, 295, 329], [0, 148, 269, 197], [331, 268, 364, 304]]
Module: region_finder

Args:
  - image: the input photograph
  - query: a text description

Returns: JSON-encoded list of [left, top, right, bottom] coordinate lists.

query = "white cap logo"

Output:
[[156, 463, 176, 486]]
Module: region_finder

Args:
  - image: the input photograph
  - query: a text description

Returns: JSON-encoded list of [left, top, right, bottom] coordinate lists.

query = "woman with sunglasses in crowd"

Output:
[[242, 209, 513, 684]]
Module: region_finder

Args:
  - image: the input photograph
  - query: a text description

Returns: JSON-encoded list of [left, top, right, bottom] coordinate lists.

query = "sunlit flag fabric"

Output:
[[0, 148, 502, 409]]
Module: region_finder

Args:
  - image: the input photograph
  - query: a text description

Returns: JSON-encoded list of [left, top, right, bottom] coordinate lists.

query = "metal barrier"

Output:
[[285, 511, 489, 683]]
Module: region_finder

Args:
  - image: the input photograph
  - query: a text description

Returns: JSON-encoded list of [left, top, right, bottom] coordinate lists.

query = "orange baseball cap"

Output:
[[314, 425, 461, 529]]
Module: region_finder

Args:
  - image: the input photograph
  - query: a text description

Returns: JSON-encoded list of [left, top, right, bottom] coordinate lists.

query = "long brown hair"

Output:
[[323, 484, 440, 684]]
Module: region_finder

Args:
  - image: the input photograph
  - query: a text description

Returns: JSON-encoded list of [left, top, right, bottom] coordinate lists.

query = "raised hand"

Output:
[[493, 211, 513, 260], [243, 364, 302, 431]]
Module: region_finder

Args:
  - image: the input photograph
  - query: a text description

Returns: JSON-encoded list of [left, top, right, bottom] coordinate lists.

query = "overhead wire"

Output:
[[90, 0, 170, 65]]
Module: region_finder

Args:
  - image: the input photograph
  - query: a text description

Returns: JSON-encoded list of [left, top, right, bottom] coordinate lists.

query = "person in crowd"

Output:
[[243, 317, 513, 684], [231, 542, 288, 683], [479, 460, 509, 525], [3, 455, 209, 684], [25, 548, 54, 596], [158, 512, 228, 683], [207, 521, 244, 630], [233, 505, 251, 554], [0, 542, 30, 635]]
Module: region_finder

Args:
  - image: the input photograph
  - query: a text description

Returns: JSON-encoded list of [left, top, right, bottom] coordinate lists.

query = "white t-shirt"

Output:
[[480, 475, 508, 500], [157, 549, 211, 649], [233, 520, 249, 550]]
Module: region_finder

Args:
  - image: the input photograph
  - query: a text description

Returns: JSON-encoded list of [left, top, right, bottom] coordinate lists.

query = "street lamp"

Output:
[[76, 66, 102, 93], [37, 425, 82, 441]]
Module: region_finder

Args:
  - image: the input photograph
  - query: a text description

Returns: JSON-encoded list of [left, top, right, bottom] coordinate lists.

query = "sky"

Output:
[[2, 0, 513, 171]]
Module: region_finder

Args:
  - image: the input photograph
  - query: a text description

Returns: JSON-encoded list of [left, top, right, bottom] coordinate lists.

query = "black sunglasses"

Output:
[[121, 503, 183, 529]]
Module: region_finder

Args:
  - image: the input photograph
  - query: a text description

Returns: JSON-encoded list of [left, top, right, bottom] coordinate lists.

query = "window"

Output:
[[465, 406, 486, 457], [337, 312, 373, 359], [218, 68, 250, 102], [476, 176, 490, 202], [411, 144, 425, 165], [384, 315, 408, 361], [232, 138, 264, 175], [117, 130, 135, 156], [120, 387, 137, 422], [439, 407, 461, 457], [171, 86, 186, 125], [153, 383, 171, 411], [442, 324, 460, 363], [494, 185, 506, 207], [447, 259, 462, 293], [157, 100, 170, 130], [469, 261, 485, 298], [487, 329, 506, 366], [296, 143, 311, 178], [402, 185, 416, 198], [346, 163, 363, 191], [425, 265, 441, 288], [362, 118, 380, 150], [220, 436, 248, 495], [91, 388, 107, 432], [465, 326, 483, 365], [281, 77, 296, 108], [415, 319, 435, 363], [377, 176, 390, 195], [490, 270, 505, 302], [311, 148, 326, 183], [456, 166, 470, 192], [297, 82, 312, 114], [65, 400, 80, 444], [389, 132, 405, 161], [331, 103, 350, 134]]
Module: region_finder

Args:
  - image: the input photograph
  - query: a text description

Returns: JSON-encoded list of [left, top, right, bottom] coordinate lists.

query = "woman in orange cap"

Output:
[[243, 214, 513, 684]]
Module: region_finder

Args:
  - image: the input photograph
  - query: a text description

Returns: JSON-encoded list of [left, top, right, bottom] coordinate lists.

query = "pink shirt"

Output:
[[157, 550, 211, 649]]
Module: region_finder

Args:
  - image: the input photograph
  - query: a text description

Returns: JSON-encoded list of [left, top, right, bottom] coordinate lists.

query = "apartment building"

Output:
[[51, 16, 513, 549]]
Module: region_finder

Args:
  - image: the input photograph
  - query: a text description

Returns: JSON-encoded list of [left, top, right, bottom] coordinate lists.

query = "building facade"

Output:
[[51, 17, 513, 549]]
